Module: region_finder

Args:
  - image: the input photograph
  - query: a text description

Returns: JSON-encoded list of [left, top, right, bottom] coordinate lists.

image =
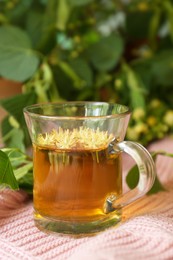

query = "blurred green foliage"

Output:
[[1, 0, 173, 149]]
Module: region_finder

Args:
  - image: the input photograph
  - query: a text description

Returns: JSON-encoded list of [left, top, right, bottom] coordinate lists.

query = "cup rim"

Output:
[[23, 101, 131, 120]]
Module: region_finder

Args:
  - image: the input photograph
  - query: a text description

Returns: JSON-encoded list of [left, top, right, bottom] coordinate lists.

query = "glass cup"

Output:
[[24, 102, 156, 235]]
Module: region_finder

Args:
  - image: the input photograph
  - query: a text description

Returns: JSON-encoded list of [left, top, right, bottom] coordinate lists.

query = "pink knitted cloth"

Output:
[[1, 137, 173, 260]]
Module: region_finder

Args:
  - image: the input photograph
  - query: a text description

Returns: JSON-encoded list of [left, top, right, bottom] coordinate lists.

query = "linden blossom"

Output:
[[37, 127, 114, 150]]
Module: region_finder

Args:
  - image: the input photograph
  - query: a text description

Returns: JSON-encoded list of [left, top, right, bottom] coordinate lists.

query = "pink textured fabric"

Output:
[[1, 137, 173, 260]]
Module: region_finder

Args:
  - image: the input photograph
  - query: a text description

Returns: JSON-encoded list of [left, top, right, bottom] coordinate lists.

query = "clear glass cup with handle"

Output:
[[23, 102, 156, 235]]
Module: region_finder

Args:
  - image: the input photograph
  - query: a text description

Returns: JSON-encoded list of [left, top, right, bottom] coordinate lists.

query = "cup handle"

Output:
[[104, 141, 156, 213]]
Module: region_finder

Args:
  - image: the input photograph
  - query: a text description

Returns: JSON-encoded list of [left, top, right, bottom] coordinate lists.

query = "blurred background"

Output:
[[1, 0, 173, 151]]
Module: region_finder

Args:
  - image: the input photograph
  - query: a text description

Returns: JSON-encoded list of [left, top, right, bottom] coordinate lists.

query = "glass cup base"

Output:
[[34, 211, 122, 236]]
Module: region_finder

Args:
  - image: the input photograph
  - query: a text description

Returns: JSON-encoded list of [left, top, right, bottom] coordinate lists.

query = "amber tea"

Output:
[[33, 127, 122, 222], [33, 144, 122, 222]]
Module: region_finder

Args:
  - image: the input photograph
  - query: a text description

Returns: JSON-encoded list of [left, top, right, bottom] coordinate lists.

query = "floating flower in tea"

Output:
[[37, 126, 114, 150]]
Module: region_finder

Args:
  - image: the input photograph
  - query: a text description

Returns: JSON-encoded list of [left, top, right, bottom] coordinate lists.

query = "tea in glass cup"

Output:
[[24, 102, 156, 235]]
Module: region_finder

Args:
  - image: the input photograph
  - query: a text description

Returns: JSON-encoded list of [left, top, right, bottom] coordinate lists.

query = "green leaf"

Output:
[[0, 25, 31, 48], [133, 50, 173, 89], [8, 116, 20, 129], [2, 147, 32, 169], [14, 162, 33, 181], [0, 92, 36, 148], [147, 175, 166, 195], [163, 1, 173, 42], [126, 164, 165, 195], [148, 7, 161, 49], [18, 171, 33, 194], [52, 65, 75, 100], [26, 8, 56, 53], [0, 25, 40, 81], [5, 0, 33, 22], [0, 92, 37, 124], [1, 117, 27, 151], [0, 148, 33, 193], [126, 11, 153, 39], [123, 64, 146, 109], [56, 0, 71, 30], [69, 58, 93, 87], [1, 116, 13, 141], [26, 11, 45, 48], [151, 50, 173, 87], [6, 128, 25, 151], [87, 34, 124, 71], [58, 61, 85, 89], [0, 150, 19, 190], [126, 165, 139, 190]]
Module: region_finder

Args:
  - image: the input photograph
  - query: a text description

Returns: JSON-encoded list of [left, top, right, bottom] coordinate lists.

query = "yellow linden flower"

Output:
[[137, 2, 149, 12], [132, 108, 145, 121], [126, 127, 139, 141], [163, 110, 173, 127], [134, 123, 148, 135], [147, 116, 157, 126], [114, 79, 122, 89], [142, 49, 153, 59], [37, 127, 114, 150], [149, 99, 162, 109]]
